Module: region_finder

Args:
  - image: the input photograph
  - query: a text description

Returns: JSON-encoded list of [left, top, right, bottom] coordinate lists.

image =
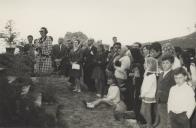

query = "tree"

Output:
[[2, 20, 19, 47], [64, 31, 88, 45]]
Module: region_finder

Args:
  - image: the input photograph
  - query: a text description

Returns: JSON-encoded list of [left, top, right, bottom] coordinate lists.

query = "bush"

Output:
[[0, 53, 33, 76]]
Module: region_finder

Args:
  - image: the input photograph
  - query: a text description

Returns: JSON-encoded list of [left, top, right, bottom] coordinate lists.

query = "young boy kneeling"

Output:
[[168, 67, 196, 128]]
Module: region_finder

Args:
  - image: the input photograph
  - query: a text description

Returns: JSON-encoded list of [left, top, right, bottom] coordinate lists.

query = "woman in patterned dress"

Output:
[[34, 27, 53, 76]]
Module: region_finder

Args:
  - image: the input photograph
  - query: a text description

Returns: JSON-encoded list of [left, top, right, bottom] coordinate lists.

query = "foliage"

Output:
[[1, 20, 19, 47], [0, 53, 33, 76], [64, 31, 88, 44]]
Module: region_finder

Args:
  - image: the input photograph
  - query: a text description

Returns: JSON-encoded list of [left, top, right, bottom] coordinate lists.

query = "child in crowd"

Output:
[[168, 67, 196, 128], [83, 76, 126, 112], [140, 57, 157, 128], [155, 54, 176, 128]]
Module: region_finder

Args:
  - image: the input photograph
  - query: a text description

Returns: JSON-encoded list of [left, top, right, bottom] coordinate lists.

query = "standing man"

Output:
[[24, 35, 34, 55], [112, 36, 118, 44], [23, 35, 35, 75], [52, 37, 69, 76], [83, 39, 97, 92]]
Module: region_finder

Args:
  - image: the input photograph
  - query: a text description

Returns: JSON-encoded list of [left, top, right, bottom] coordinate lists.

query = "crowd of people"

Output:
[[12, 27, 196, 128]]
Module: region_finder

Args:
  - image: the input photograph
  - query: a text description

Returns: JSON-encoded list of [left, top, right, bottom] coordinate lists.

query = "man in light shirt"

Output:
[[168, 67, 196, 128]]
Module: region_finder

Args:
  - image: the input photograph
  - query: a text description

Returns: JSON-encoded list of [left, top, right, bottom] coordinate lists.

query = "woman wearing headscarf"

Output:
[[162, 43, 181, 70]]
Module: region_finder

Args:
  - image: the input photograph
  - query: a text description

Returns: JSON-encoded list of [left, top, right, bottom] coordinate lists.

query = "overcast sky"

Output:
[[0, 0, 196, 45]]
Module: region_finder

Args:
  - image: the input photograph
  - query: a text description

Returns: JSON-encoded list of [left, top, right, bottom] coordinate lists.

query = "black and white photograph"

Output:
[[0, 0, 196, 128]]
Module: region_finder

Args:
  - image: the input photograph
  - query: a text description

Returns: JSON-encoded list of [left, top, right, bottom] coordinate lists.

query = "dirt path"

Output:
[[39, 76, 131, 128]]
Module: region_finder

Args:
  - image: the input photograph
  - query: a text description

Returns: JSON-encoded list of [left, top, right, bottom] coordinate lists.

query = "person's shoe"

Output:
[[96, 94, 101, 98], [82, 100, 94, 109], [72, 88, 78, 92], [77, 89, 81, 93], [86, 103, 94, 108]]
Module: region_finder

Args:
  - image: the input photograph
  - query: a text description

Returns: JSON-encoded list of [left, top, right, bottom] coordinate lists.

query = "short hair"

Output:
[[173, 67, 188, 76], [107, 74, 117, 84], [74, 39, 80, 44], [113, 42, 121, 48], [174, 46, 183, 58], [40, 27, 48, 34], [161, 54, 174, 63], [142, 44, 151, 50], [134, 42, 142, 48], [150, 42, 162, 52], [88, 38, 94, 43], [49, 36, 53, 41], [27, 35, 33, 39]]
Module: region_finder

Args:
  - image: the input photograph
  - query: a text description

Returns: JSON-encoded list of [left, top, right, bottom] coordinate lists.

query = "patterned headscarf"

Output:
[[162, 43, 176, 56], [145, 57, 158, 73]]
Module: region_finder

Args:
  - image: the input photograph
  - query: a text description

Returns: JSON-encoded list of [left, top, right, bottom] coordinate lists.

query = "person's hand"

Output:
[[71, 61, 76, 64], [190, 62, 196, 67], [129, 73, 134, 76]]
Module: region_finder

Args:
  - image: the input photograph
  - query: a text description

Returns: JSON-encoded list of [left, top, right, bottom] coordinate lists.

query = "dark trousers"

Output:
[[191, 111, 196, 128], [84, 66, 95, 92], [156, 103, 169, 128], [169, 111, 190, 128], [129, 77, 145, 123]]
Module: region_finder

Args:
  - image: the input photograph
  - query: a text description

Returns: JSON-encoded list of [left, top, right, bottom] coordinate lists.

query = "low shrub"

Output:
[[0, 53, 34, 76]]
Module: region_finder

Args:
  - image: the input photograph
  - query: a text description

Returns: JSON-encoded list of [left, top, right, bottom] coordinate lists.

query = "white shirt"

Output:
[[114, 56, 130, 80], [172, 57, 181, 70], [163, 69, 171, 78], [140, 72, 157, 100], [168, 82, 196, 118], [190, 63, 196, 82], [106, 85, 120, 104]]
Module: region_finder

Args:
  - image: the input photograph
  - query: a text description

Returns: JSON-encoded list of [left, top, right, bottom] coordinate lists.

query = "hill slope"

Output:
[[159, 32, 196, 48]]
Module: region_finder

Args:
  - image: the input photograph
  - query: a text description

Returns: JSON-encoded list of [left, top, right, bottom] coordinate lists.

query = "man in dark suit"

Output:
[[83, 39, 97, 92], [23, 35, 35, 75], [52, 38, 69, 76], [23, 35, 34, 55], [155, 54, 176, 128]]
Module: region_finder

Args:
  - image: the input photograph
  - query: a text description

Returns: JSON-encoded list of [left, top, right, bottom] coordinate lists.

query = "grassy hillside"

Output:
[[159, 32, 196, 49]]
